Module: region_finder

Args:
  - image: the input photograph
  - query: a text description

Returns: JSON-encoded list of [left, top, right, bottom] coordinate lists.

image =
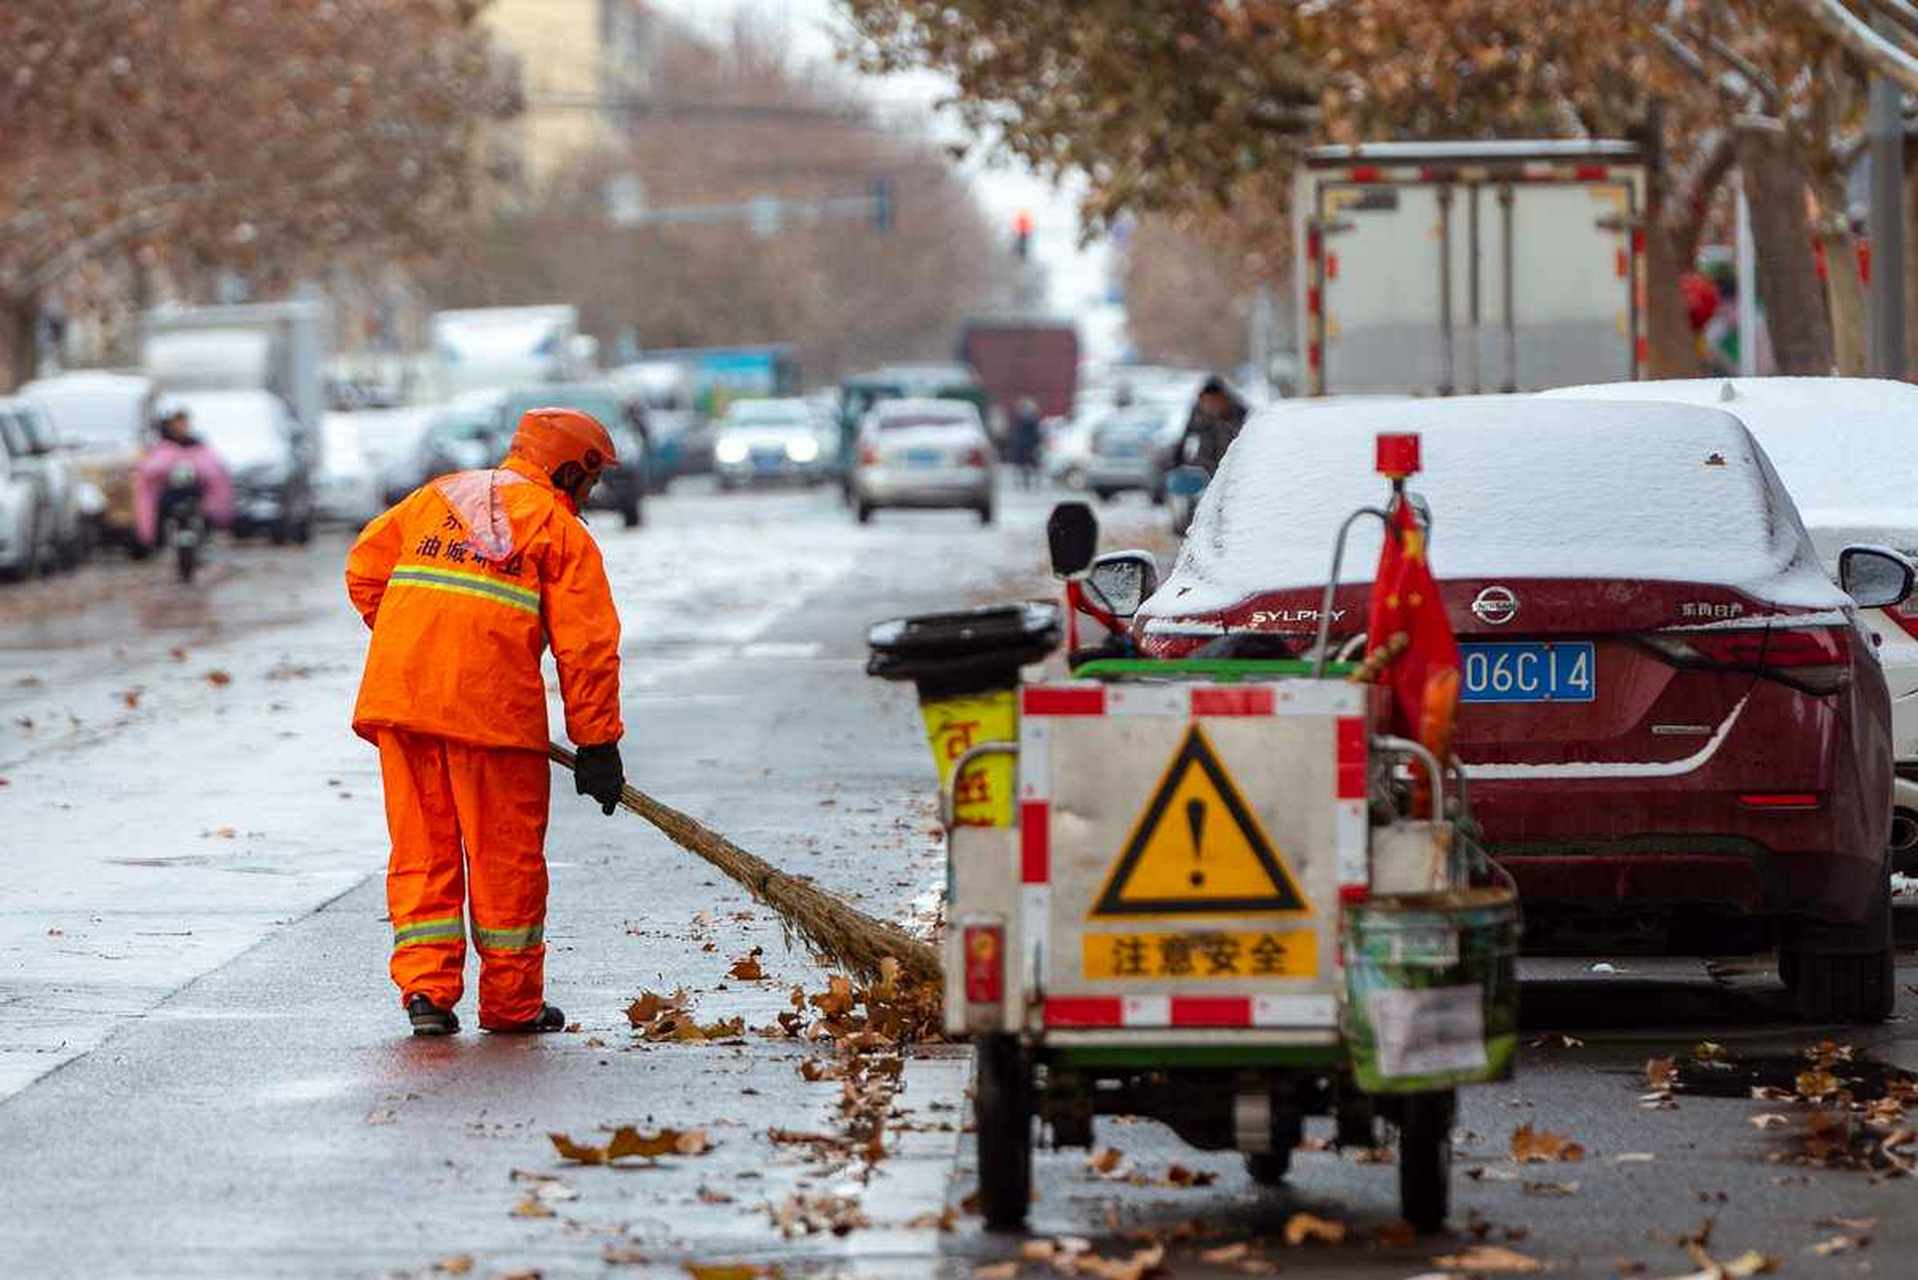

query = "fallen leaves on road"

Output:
[[120, 688, 142, 709], [1432, 1244, 1545, 1272], [1510, 1123, 1585, 1163], [683, 1264, 779, 1279], [1646, 1057, 1677, 1091], [509, 1194, 555, 1218], [1807, 1233, 1870, 1256], [548, 1126, 711, 1164], [1749, 1114, 1790, 1130], [1080, 1148, 1215, 1188], [767, 1190, 869, 1238], [728, 950, 766, 981], [432, 1257, 473, 1275], [1530, 1032, 1584, 1049], [1012, 1239, 1165, 1279], [1282, 1212, 1347, 1246], [623, 988, 745, 1042], [202, 669, 231, 686], [972, 1266, 1018, 1280], [1522, 1179, 1580, 1196]]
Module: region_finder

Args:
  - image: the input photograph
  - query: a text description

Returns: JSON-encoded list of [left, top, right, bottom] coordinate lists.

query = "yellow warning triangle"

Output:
[[1092, 725, 1308, 917]]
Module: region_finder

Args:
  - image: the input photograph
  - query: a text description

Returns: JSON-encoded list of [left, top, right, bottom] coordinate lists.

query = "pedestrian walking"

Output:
[[1012, 397, 1043, 490], [345, 408, 628, 1036], [1177, 375, 1250, 475]]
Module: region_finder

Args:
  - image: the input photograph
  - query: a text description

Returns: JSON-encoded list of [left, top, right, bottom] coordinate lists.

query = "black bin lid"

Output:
[[866, 602, 1061, 689]]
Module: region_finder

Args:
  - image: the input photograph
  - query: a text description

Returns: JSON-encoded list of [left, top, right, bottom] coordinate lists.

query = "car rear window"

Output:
[[1153, 396, 1838, 616]]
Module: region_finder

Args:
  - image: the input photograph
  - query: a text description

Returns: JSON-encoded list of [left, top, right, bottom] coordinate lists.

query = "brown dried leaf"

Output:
[[728, 956, 765, 981], [1511, 1123, 1585, 1163], [1283, 1212, 1347, 1245], [509, 1194, 555, 1218], [1749, 1113, 1791, 1130], [203, 669, 232, 686], [1432, 1244, 1545, 1272], [972, 1266, 1018, 1280], [683, 1265, 777, 1280], [1645, 1057, 1677, 1090], [1087, 1147, 1126, 1176], [434, 1258, 474, 1276], [1795, 1069, 1841, 1099]]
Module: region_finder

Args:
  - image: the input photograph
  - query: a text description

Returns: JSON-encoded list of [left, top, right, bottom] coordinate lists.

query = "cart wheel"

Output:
[[974, 1034, 1033, 1231], [1398, 1090, 1454, 1234], [1244, 1147, 1292, 1186]]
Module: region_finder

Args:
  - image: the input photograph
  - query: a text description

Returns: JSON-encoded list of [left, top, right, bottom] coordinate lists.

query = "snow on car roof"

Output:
[[1543, 377, 1918, 552], [1142, 395, 1841, 619]]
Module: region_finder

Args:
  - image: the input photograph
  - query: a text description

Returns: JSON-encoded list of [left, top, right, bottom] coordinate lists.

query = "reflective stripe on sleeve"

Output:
[[388, 566, 540, 615], [473, 922, 545, 951], [393, 915, 465, 948]]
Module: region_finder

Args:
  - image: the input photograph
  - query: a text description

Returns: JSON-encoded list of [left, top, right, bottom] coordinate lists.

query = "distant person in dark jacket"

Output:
[[1178, 376, 1249, 474], [1011, 397, 1043, 490]]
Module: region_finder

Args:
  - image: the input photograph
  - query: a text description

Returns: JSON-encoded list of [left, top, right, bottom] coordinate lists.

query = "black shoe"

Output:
[[485, 1003, 566, 1034], [407, 994, 460, 1037]]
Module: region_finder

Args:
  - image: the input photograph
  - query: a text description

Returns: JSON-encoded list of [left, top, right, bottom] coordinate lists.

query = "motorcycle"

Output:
[[159, 462, 207, 583]]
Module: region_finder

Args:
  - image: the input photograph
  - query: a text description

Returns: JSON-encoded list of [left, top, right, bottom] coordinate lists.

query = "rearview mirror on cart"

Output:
[[1086, 551, 1159, 619], [1839, 545, 1916, 609], [1166, 465, 1208, 500], [1048, 502, 1098, 578]]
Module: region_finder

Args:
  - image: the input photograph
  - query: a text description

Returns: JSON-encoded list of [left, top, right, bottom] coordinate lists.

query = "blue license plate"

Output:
[[1460, 641, 1596, 703], [905, 448, 943, 468]]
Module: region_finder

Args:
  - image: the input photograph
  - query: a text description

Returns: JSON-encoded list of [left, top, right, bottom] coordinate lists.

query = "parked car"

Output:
[[0, 397, 86, 569], [850, 398, 995, 525], [1084, 402, 1183, 502], [19, 370, 154, 549], [1543, 377, 1918, 874], [714, 398, 833, 490], [0, 413, 52, 580], [491, 384, 646, 528], [1136, 395, 1901, 1021], [313, 412, 383, 527], [174, 390, 314, 544]]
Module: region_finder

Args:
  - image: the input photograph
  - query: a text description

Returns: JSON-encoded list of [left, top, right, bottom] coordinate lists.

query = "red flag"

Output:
[[1366, 497, 1462, 812]]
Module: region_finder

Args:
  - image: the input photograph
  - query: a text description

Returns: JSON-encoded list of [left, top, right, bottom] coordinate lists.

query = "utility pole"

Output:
[[1869, 12, 1908, 378]]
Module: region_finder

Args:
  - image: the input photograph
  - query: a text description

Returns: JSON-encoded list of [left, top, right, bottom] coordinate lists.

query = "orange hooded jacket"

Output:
[[346, 455, 622, 752]]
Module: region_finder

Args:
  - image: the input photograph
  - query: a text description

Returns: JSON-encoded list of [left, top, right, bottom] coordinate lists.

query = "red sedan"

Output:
[[1138, 396, 1905, 1021]]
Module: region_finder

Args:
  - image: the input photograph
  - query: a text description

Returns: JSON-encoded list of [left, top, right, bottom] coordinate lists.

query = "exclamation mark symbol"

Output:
[[1186, 798, 1207, 888]]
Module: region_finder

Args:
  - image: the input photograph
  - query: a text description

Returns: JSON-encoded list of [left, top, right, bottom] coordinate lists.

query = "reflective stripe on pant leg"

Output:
[[448, 740, 551, 1027], [377, 729, 468, 1010]]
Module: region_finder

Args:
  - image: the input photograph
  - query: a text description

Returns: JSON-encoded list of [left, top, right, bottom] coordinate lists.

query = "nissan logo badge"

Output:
[[1472, 585, 1518, 625]]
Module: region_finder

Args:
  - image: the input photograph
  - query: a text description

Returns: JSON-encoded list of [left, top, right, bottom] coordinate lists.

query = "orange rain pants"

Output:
[[377, 727, 551, 1027]]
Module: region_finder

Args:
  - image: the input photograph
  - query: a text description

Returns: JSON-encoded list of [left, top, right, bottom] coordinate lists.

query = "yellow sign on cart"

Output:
[[920, 689, 1017, 827], [1092, 725, 1308, 917], [1082, 928, 1319, 979]]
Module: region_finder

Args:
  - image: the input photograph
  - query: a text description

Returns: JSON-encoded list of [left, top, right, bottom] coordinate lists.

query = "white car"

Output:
[[1083, 402, 1183, 501], [314, 412, 383, 527], [1544, 377, 1918, 866], [713, 398, 832, 489], [851, 398, 995, 524], [0, 424, 47, 580]]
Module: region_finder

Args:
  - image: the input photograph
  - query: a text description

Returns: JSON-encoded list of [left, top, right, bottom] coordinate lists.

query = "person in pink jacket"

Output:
[[133, 401, 235, 548]]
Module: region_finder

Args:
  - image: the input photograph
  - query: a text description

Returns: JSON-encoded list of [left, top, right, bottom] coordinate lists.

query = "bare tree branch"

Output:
[[1795, 0, 1918, 95]]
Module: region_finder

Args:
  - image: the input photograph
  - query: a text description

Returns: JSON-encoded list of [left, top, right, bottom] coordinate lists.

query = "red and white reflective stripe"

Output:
[[1044, 993, 1339, 1029], [1100, 686, 1280, 718], [1022, 684, 1105, 717], [1019, 801, 1049, 883], [1277, 682, 1364, 716], [1335, 714, 1369, 897]]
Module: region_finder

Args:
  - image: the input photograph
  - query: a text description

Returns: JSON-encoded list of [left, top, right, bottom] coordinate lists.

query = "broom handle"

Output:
[[548, 742, 690, 835]]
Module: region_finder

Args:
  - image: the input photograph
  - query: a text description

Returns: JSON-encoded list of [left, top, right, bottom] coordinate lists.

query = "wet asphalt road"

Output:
[[1, 477, 1916, 1279]]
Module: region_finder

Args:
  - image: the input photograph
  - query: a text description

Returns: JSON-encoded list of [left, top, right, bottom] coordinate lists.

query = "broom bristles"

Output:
[[549, 743, 944, 987]]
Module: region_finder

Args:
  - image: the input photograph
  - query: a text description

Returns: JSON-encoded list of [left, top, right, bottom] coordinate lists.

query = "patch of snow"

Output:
[[1543, 378, 1918, 562], [1462, 696, 1748, 781], [1143, 396, 1842, 619]]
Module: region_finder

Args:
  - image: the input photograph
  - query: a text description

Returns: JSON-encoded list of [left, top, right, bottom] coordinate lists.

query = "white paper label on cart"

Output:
[[1367, 985, 1487, 1078]]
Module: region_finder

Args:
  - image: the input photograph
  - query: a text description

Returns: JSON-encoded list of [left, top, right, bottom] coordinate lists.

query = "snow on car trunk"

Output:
[[1141, 395, 1843, 624], [1542, 377, 1918, 562]]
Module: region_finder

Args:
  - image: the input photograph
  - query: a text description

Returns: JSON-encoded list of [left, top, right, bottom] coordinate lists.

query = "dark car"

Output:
[[176, 390, 314, 543], [1136, 395, 1903, 1022], [491, 385, 646, 528], [387, 399, 508, 504]]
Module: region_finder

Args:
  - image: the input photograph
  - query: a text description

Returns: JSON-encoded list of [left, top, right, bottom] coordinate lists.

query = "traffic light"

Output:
[[1014, 209, 1033, 261], [870, 177, 893, 234]]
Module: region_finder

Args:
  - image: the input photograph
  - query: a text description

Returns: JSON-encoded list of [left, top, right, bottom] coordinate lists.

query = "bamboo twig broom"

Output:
[[549, 743, 944, 987]]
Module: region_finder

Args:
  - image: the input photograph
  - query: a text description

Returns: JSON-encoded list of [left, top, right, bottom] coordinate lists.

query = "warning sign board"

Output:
[[1082, 928, 1318, 979], [1091, 726, 1308, 917]]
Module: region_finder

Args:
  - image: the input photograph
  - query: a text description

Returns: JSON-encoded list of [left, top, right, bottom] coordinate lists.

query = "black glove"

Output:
[[573, 742, 624, 816]]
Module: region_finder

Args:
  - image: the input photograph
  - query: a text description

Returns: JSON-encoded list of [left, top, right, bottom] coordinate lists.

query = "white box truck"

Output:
[[142, 299, 330, 434], [1296, 141, 1647, 396], [429, 305, 582, 400]]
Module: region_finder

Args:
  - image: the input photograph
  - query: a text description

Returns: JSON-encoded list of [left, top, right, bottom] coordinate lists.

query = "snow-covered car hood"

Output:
[[1141, 395, 1846, 621]]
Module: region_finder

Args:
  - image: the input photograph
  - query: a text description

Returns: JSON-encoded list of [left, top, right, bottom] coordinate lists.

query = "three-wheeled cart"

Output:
[[871, 443, 1519, 1234]]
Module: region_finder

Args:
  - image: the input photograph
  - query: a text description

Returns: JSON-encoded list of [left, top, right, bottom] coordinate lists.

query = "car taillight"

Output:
[[962, 918, 1005, 1006], [965, 446, 990, 468], [1882, 602, 1918, 642], [859, 445, 879, 466], [1641, 625, 1851, 695]]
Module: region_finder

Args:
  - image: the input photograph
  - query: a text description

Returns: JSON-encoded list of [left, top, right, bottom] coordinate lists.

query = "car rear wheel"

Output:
[[1244, 1147, 1291, 1186], [1784, 872, 1894, 1023], [973, 1034, 1032, 1231], [855, 502, 875, 525], [976, 503, 994, 525], [1093, 488, 1116, 504]]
